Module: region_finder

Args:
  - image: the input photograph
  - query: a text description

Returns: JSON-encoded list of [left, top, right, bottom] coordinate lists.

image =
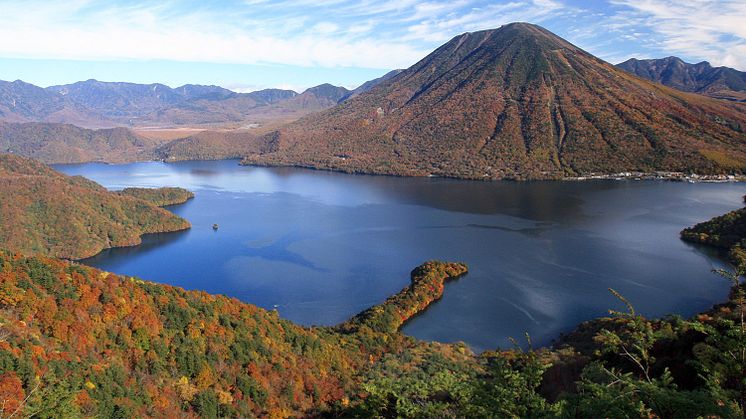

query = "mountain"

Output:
[[0, 80, 106, 127], [0, 153, 190, 259], [340, 69, 404, 101], [173, 84, 237, 101], [246, 88, 298, 104], [285, 83, 351, 109], [0, 122, 162, 163], [0, 79, 350, 128], [48, 80, 186, 119], [242, 23, 746, 180], [61, 81, 348, 126], [617, 57, 746, 102]]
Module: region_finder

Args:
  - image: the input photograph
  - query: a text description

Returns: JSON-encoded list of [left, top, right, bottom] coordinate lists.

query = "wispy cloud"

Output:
[[0, 0, 570, 69], [405, 1, 571, 42], [0, 0, 743, 82], [608, 0, 746, 68]]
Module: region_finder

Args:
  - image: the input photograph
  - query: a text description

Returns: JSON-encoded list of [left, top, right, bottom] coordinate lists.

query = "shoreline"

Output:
[[48, 155, 746, 183], [239, 158, 746, 183], [563, 171, 746, 182]]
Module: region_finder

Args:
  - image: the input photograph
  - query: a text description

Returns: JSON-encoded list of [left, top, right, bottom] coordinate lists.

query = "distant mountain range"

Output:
[[0, 73, 407, 163], [0, 78, 355, 128], [617, 57, 746, 102], [243, 23, 746, 179]]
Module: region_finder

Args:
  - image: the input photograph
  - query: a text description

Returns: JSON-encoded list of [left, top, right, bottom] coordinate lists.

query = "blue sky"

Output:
[[0, 0, 743, 92]]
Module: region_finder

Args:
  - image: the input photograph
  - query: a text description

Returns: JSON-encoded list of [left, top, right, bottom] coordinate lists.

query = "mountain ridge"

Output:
[[0, 79, 353, 128], [617, 56, 746, 102]]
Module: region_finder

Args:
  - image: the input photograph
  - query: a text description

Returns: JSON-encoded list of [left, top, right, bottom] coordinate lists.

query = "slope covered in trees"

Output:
[[0, 254, 476, 417], [0, 154, 190, 259], [117, 187, 194, 207], [0, 245, 744, 417], [0, 121, 272, 164], [682, 200, 746, 266], [154, 130, 273, 162], [0, 122, 162, 164], [244, 23, 746, 180]]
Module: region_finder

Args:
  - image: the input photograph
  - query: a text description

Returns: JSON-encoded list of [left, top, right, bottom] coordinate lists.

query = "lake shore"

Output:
[[564, 171, 746, 182]]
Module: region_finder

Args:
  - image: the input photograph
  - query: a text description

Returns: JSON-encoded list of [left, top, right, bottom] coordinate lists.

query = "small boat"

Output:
[[212, 224, 219, 230]]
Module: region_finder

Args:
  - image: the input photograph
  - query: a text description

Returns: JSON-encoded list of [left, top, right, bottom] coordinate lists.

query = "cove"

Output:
[[55, 159, 745, 352]]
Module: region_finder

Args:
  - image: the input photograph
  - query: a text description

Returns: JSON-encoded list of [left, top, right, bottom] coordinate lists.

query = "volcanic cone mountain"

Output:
[[244, 23, 746, 179]]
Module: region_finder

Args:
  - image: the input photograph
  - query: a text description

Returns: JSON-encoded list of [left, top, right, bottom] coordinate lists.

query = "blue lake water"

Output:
[[55, 160, 745, 352]]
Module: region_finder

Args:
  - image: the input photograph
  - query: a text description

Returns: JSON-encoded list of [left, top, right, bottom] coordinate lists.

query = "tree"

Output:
[[694, 266, 746, 418], [0, 372, 24, 418]]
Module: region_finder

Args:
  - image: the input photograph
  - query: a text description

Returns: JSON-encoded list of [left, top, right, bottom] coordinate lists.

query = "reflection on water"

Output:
[[56, 160, 746, 352]]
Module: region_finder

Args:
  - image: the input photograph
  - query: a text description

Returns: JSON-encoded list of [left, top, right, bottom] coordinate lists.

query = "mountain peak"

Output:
[[300, 83, 350, 103], [433, 22, 582, 72]]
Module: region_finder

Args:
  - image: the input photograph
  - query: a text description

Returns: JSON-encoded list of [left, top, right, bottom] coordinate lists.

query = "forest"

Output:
[[682, 199, 746, 266], [117, 187, 195, 207], [0, 198, 744, 417], [0, 154, 191, 260]]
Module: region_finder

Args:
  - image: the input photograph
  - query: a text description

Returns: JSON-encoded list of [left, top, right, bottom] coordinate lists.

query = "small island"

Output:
[[118, 186, 195, 207]]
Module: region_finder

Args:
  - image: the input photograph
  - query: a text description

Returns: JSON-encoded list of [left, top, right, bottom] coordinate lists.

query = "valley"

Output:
[[0, 11, 744, 417]]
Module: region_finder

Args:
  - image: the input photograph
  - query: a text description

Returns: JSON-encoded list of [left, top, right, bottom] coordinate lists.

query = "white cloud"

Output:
[[311, 22, 340, 34], [0, 0, 572, 69], [609, 0, 746, 69], [405, 1, 571, 42], [1, 0, 741, 75], [0, 2, 423, 69]]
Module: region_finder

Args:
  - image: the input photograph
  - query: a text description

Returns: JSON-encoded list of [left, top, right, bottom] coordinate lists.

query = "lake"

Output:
[[55, 160, 745, 352]]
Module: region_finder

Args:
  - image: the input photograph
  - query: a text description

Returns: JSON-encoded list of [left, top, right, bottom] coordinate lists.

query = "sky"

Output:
[[0, 0, 743, 93]]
